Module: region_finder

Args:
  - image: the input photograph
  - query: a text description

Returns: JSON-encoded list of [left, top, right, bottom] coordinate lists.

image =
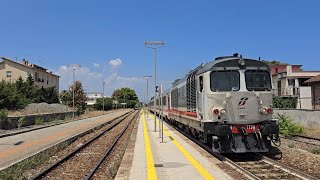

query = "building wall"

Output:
[[296, 86, 312, 109], [311, 83, 320, 109], [0, 60, 59, 90], [274, 109, 320, 128], [86, 93, 103, 106]]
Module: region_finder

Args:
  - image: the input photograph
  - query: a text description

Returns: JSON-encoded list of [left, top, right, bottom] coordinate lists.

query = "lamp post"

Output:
[[143, 75, 152, 106], [144, 41, 165, 132], [102, 82, 105, 113], [68, 64, 81, 120]]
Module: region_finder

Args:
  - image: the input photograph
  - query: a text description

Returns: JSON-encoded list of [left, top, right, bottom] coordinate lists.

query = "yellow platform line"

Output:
[[147, 111, 214, 180], [142, 110, 158, 180]]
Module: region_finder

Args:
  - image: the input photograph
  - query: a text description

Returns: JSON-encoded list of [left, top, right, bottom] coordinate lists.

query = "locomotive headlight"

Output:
[[260, 108, 268, 115], [267, 108, 273, 114], [238, 58, 246, 66], [213, 108, 219, 115], [220, 109, 226, 115]]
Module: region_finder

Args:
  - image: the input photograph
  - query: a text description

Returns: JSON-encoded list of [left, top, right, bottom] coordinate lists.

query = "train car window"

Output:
[[199, 76, 203, 92], [245, 70, 271, 91], [210, 71, 240, 92]]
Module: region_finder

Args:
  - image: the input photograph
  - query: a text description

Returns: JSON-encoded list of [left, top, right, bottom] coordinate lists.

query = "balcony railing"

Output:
[[273, 87, 300, 97]]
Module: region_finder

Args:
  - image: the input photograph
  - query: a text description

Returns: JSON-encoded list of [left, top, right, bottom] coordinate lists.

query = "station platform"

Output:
[[115, 110, 233, 180], [0, 109, 130, 170]]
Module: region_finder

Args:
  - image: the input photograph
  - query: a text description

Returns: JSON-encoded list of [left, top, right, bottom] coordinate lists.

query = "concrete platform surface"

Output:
[[0, 109, 130, 170], [115, 110, 233, 180]]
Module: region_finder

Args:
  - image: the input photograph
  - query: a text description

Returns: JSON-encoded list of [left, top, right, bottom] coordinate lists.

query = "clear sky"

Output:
[[1, 1, 320, 101]]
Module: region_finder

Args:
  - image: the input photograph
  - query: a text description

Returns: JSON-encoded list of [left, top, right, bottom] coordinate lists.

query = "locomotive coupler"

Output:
[[241, 127, 250, 150], [229, 134, 236, 150], [254, 131, 263, 150]]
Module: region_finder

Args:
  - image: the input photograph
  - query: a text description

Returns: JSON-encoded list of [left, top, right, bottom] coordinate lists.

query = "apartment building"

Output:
[[270, 64, 320, 109], [86, 92, 103, 106], [0, 57, 59, 90]]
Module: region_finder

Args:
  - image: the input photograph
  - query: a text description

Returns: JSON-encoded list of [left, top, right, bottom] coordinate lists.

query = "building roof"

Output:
[[305, 74, 320, 84], [0, 57, 60, 77]]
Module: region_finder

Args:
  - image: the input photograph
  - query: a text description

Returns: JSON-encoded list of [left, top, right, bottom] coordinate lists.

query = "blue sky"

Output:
[[1, 1, 320, 101]]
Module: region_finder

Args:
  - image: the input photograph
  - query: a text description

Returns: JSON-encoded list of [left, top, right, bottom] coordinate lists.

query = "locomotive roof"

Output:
[[171, 56, 270, 88], [197, 57, 270, 75]]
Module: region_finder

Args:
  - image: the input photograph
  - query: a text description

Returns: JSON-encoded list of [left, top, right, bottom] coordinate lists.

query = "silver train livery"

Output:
[[149, 54, 280, 153]]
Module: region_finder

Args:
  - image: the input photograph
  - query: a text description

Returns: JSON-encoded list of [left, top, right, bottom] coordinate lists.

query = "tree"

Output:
[[34, 86, 59, 104], [93, 97, 113, 110], [112, 87, 139, 108], [65, 81, 87, 114], [60, 90, 71, 105]]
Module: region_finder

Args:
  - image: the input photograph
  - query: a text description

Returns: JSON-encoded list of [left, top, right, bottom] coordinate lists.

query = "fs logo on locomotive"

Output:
[[238, 97, 249, 106]]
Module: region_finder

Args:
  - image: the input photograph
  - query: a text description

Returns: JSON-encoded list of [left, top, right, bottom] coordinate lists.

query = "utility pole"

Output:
[[103, 82, 105, 113], [68, 64, 81, 120], [144, 41, 165, 132]]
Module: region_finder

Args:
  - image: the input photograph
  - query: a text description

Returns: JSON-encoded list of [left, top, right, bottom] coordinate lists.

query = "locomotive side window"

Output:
[[245, 70, 271, 91], [199, 76, 203, 92], [210, 71, 240, 92]]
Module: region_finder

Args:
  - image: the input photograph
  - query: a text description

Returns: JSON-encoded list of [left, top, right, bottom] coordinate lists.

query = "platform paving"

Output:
[[115, 110, 233, 180], [0, 109, 130, 170]]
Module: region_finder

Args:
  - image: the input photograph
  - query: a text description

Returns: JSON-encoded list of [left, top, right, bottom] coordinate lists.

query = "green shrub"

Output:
[[0, 109, 8, 122], [17, 117, 27, 128], [277, 113, 304, 135], [35, 117, 44, 125], [273, 97, 297, 108]]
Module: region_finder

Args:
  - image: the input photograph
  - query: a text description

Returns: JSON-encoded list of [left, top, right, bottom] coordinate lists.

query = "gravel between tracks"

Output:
[[277, 138, 320, 177], [91, 111, 139, 180], [39, 111, 138, 180]]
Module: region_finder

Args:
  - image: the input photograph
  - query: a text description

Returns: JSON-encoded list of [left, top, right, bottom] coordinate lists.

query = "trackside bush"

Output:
[[17, 117, 27, 128], [277, 113, 304, 135], [0, 109, 8, 122]]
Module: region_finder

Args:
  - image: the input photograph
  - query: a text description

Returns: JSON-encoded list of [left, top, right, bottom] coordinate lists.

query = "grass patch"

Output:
[[17, 117, 27, 128], [34, 117, 44, 125], [311, 147, 320, 155], [277, 113, 304, 135]]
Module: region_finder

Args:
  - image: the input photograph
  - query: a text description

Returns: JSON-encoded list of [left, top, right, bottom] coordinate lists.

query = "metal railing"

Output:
[[273, 87, 300, 97]]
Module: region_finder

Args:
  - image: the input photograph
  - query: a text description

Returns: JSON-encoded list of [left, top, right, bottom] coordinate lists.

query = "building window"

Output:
[[6, 71, 12, 78]]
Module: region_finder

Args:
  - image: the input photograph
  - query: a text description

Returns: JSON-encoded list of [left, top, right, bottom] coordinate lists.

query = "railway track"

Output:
[[280, 134, 320, 146], [149, 111, 319, 180], [31, 110, 139, 180]]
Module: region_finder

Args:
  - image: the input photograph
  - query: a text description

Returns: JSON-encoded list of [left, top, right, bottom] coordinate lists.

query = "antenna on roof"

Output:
[[233, 53, 238, 57]]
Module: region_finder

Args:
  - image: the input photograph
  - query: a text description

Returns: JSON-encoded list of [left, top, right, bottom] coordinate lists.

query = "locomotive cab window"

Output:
[[245, 70, 271, 91], [210, 71, 240, 92]]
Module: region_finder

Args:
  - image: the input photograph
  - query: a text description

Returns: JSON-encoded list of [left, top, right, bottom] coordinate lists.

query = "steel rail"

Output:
[[280, 135, 320, 146], [257, 153, 319, 180], [31, 110, 135, 180], [84, 110, 140, 180]]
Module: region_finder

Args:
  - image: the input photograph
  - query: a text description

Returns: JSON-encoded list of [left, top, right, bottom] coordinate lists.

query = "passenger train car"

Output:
[[149, 54, 280, 153]]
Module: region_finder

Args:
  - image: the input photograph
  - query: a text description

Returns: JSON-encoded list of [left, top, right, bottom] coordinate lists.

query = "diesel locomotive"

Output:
[[149, 54, 280, 153]]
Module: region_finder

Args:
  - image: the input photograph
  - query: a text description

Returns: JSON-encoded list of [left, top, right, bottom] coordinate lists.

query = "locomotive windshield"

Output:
[[245, 70, 272, 91], [210, 71, 240, 92]]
